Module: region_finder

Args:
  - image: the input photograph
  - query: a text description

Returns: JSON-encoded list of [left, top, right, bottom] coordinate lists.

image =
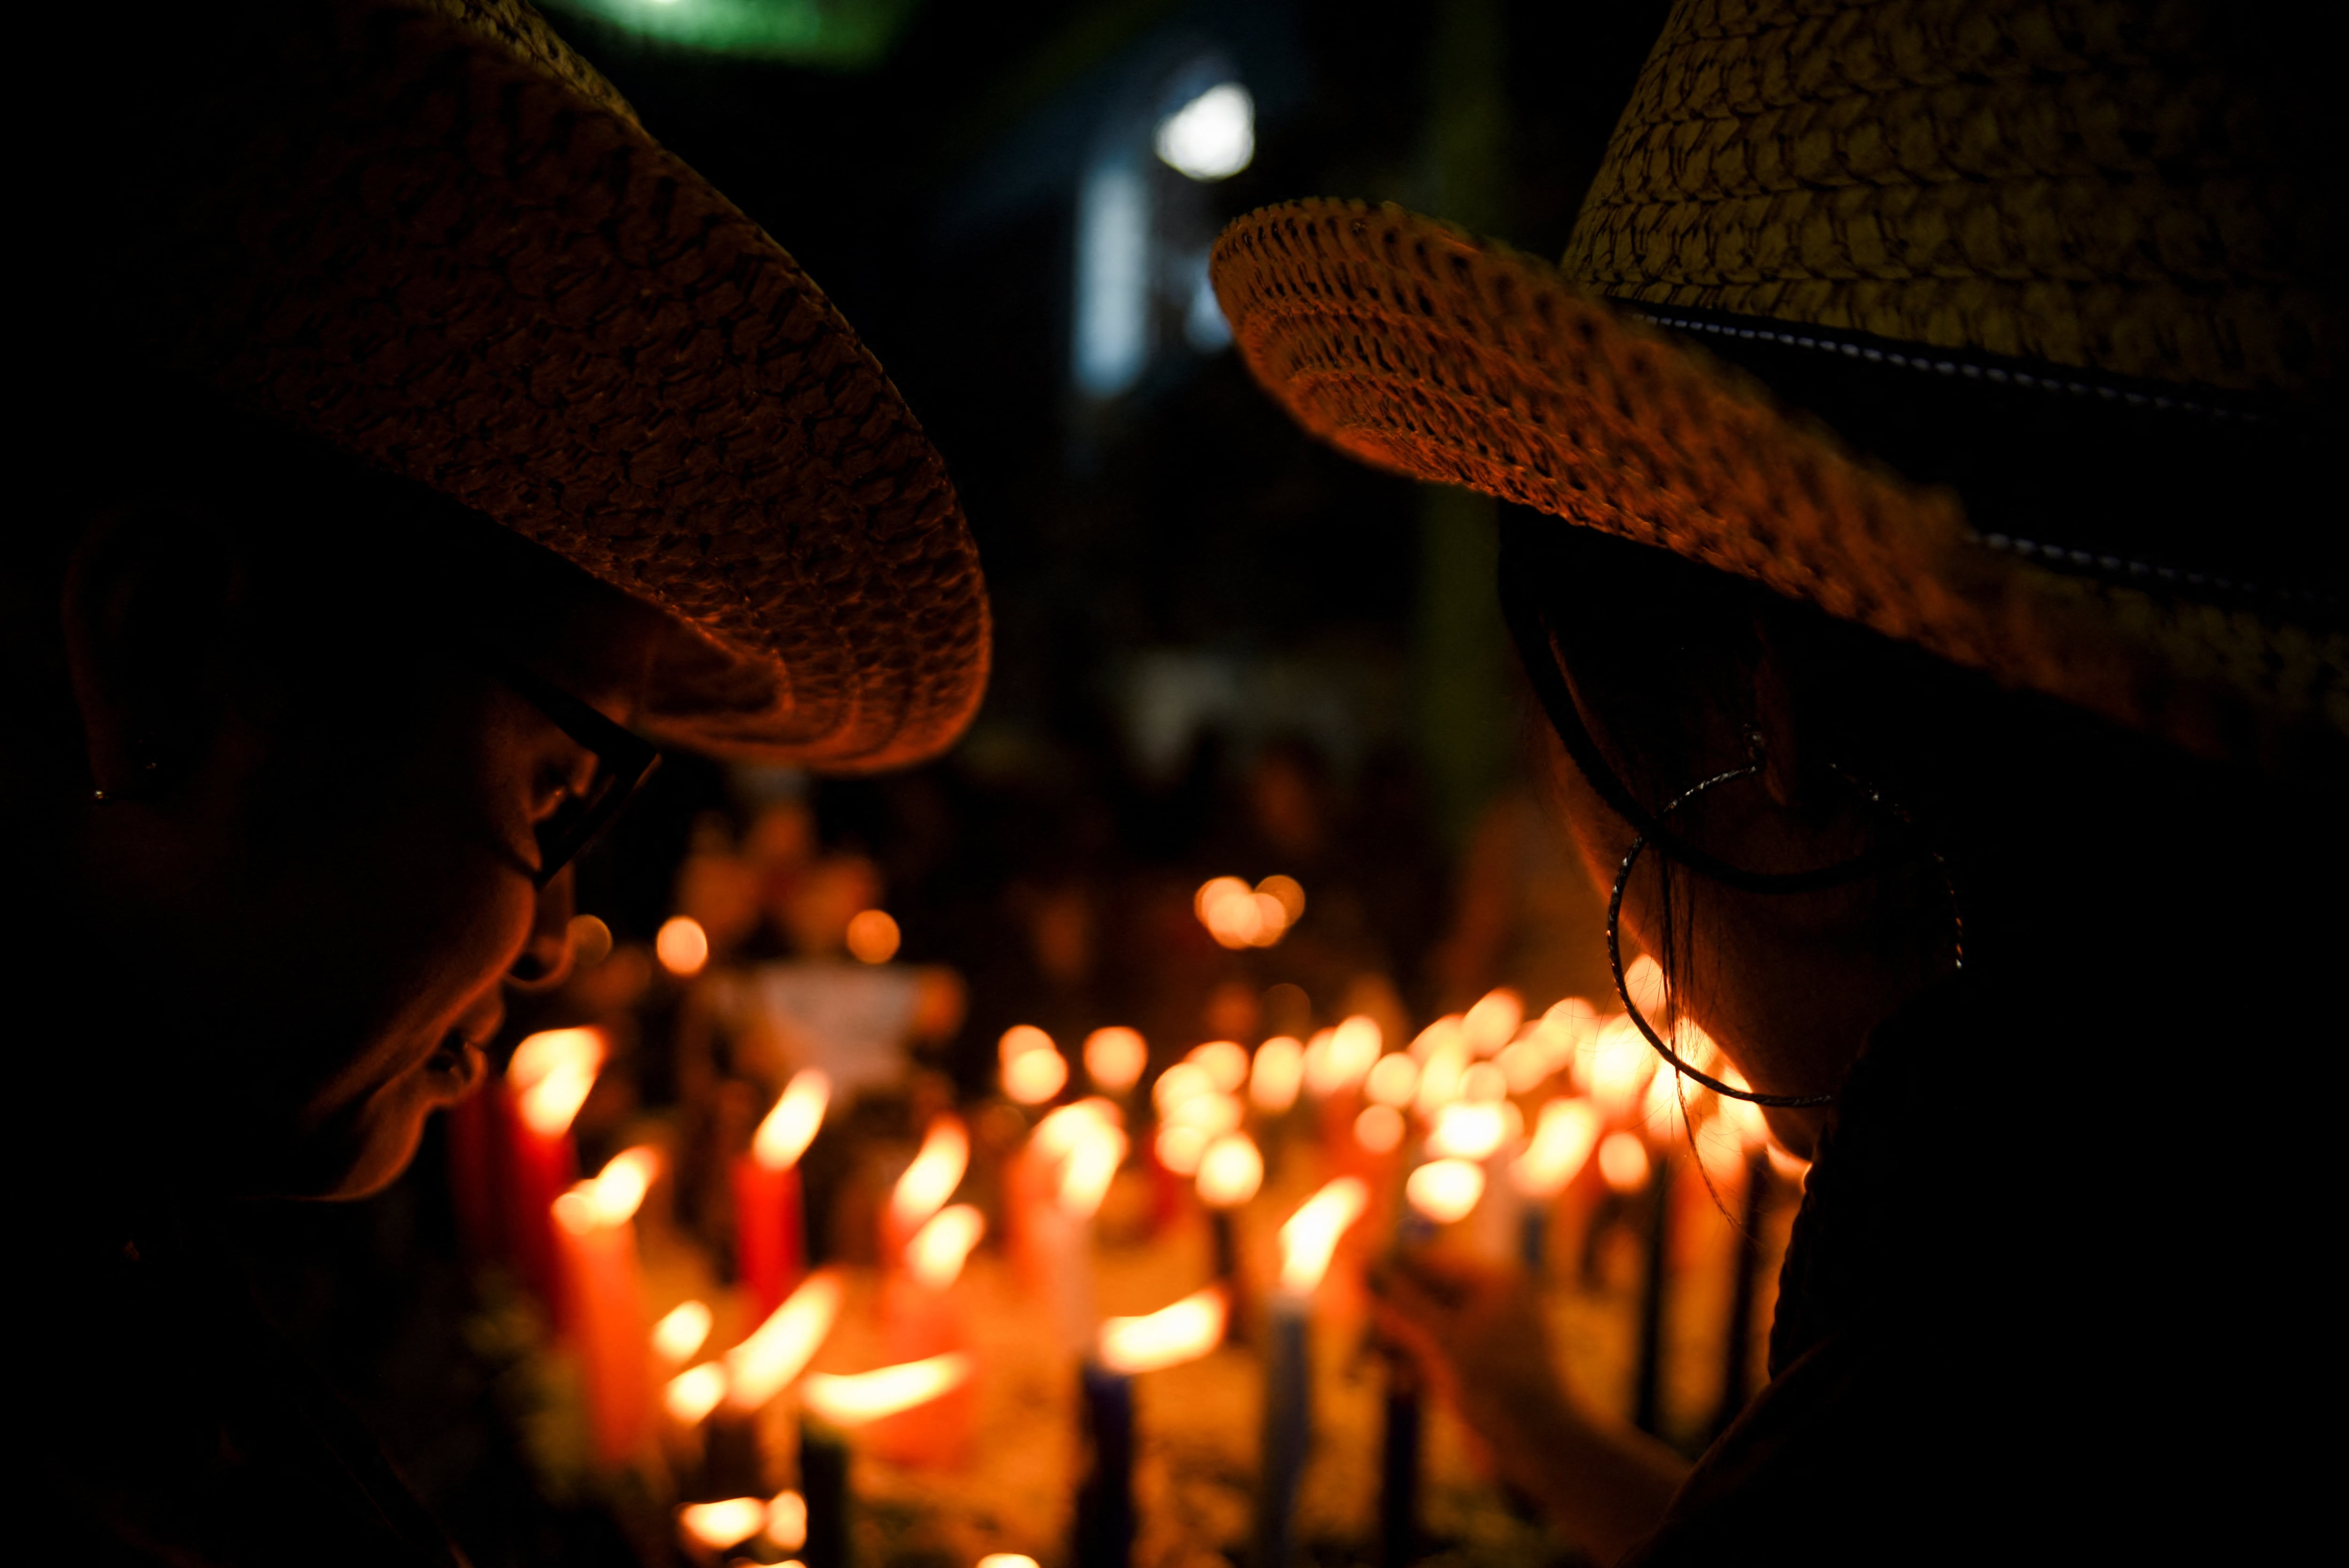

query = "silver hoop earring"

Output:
[[1605, 763, 1963, 1109]]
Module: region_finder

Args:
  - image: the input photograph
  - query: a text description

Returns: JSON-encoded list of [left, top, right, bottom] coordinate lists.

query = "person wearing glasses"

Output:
[[19, 3, 983, 1562], [1212, 0, 2338, 1561]]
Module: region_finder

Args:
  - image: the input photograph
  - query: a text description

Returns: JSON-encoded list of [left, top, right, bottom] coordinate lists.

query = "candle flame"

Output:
[[765, 1490, 807, 1552], [652, 1298, 714, 1363], [663, 1361, 728, 1425], [979, 1555, 1041, 1568], [1363, 1052, 1417, 1107], [844, 908, 900, 964], [754, 1068, 831, 1170], [1097, 1286, 1227, 1373], [905, 1203, 986, 1290], [1277, 1177, 1369, 1294], [1151, 1061, 1213, 1116], [725, 1271, 844, 1409], [1249, 1036, 1304, 1113], [1624, 955, 1667, 1017], [1597, 1131, 1651, 1193], [1414, 1042, 1466, 1114], [1155, 1122, 1207, 1175], [1187, 1040, 1250, 1093], [1056, 1122, 1128, 1219], [677, 1497, 767, 1551], [1000, 1024, 1056, 1067], [1353, 1103, 1405, 1154], [1083, 1026, 1148, 1092], [1408, 1015, 1462, 1061], [1427, 1101, 1507, 1161], [1194, 1132, 1263, 1208], [1196, 875, 1297, 949], [890, 1116, 970, 1230], [656, 915, 710, 977], [1461, 988, 1523, 1055], [1165, 1091, 1243, 1137], [1495, 1037, 1556, 1095], [1033, 1097, 1121, 1158], [510, 1026, 603, 1138], [554, 1145, 659, 1234], [1462, 1062, 1509, 1102], [1586, 1015, 1657, 1118], [1003, 1046, 1068, 1104], [802, 1352, 973, 1425], [1406, 1158, 1486, 1223], [1513, 1098, 1601, 1196]]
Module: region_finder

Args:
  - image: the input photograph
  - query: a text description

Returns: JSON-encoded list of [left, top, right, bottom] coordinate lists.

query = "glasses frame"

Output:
[[495, 663, 663, 888]]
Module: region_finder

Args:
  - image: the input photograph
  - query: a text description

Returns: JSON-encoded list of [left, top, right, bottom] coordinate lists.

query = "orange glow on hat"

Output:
[[1195, 1133, 1264, 1208], [1406, 1158, 1485, 1224], [802, 1353, 973, 1425], [754, 1068, 830, 1171], [905, 1203, 986, 1290], [1083, 1027, 1148, 1092], [890, 1117, 970, 1231], [1277, 1177, 1369, 1294], [1098, 1287, 1228, 1374], [725, 1271, 844, 1409], [656, 915, 710, 977]]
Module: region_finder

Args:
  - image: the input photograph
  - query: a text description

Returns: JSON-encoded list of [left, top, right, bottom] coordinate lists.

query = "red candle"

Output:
[[504, 1027, 604, 1319], [732, 1068, 829, 1319], [554, 1145, 659, 1466], [872, 1204, 987, 1467]]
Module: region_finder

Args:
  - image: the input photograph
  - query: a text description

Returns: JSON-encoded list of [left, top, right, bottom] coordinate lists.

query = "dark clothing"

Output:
[[1626, 975, 2315, 1562], [32, 1218, 465, 1568]]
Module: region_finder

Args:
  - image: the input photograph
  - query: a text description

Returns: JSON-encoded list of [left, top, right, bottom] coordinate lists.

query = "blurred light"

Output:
[[1195, 1133, 1264, 1208], [1057, 1122, 1128, 1218], [652, 1299, 714, 1363], [1249, 1036, 1304, 1113], [1074, 159, 1149, 397], [726, 1272, 844, 1409], [1406, 1158, 1486, 1224], [845, 909, 901, 964], [1598, 1131, 1651, 1193], [1363, 1051, 1418, 1107], [1033, 1098, 1121, 1160], [1587, 1016, 1657, 1118], [678, 1498, 766, 1551], [1277, 1177, 1368, 1293], [1462, 1063, 1509, 1103], [1155, 1121, 1208, 1175], [1167, 1091, 1243, 1139], [555, 1145, 659, 1234], [1084, 1027, 1148, 1092], [1003, 1048, 1068, 1105], [890, 1118, 970, 1230], [1643, 1065, 1699, 1134], [754, 1068, 831, 1170], [1257, 874, 1306, 923], [1408, 1015, 1462, 1061], [1354, 1102, 1406, 1154], [1513, 1098, 1601, 1197], [1193, 876, 1250, 926], [1154, 82, 1255, 180], [1427, 1102, 1507, 1161], [664, 1362, 727, 1425], [1152, 1062, 1213, 1115], [511, 1026, 604, 1137], [1625, 955, 1667, 1018], [1767, 1142, 1812, 1184], [1496, 1040, 1554, 1095], [1188, 1040, 1250, 1093], [1718, 1082, 1771, 1149], [1462, 989, 1523, 1055], [567, 913, 614, 968], [803, 1353, 972, 1425], [765, 1491, 808, 1552], [906, 1204, 986, 1290], [1696, 1118, 1747, 1184], [656, 915, 709, 976], [1098, 1287, 1227, 1373], [979, 1556, 1042, 1568], [1415, 1043, 1466, 1114], [1000, 1024, 1056, 1068]]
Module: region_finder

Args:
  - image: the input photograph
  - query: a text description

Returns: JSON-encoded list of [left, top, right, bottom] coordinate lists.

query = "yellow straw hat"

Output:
[[1212, 0, 2343, 775], [45, 0, 987, 771]]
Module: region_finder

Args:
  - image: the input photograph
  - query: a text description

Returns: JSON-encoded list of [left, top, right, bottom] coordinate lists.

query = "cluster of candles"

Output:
[[449, 950, 1794, 1568]]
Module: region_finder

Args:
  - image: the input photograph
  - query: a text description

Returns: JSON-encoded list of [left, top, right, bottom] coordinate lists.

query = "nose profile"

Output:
[[506, 864, 577, 992]]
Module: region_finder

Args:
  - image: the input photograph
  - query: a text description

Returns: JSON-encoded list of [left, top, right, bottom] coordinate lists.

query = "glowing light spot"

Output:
[[726, 1272, 844, 1410], [1462, 988, 1523, 1055], [1586, 1015, 1657, 1117], [1406, 1158, 1486, 1223], [906, 1204, 986, 1290], [1057, 1121, 1128, 1219], [1098, 1287, 1227, 1373], [1427, 1102, 1507, 1161], [1354, 1102, 1405, 1154], [1257, 874, 1306, 924], [1003, 1047, 1069, 1105], [1415, 1043, 1466, 1114], [1154, 82, 1255, 181], [1155, 1121, 1208, 1175], [754, 1068, 830, 1170], [1364, 1052, 1419, 1107], [1767, 1142, 1811, 1184], [510, 1026, 604, 1138], [678, 1497, 767, 1551], [1152, 1061, 1213, 1115], [1496, 1040, 1554, 1095], [567, 913, 614, 967], [664, 1361, 727, 1425], [890, 1117, 970, 1231], [652, 1299, 714, 1364], [1032, 1098, 1120, 1160], [1624, 955, 1667, 1018], [1598, 1131, 1651, 1193], [1513, 1098, 1601, 1197], [1083, 1027, 1148, 1092], [1249, 1036, 1304, 1113], [1165, 1091, 1243, 1138], [1278, 1177, 1369, 1294], [979, 1556, 1041, 1568], [845, 908, 901, 964], [765, 1491, 808, 1552], [1408, 1015, 1463, 1061], [1188, 1040, 1250, 1093], [656, 915, 709, 976], [1000, 1024, 1056, 1067], [553, 1145, 659, 1234], [1462, 1063, 1509, 1102], [1195, 1132, 1263, 1208], [802, 1352, 973, 1426]]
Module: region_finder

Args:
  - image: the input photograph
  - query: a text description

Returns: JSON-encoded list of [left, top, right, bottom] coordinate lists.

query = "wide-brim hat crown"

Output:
[[48, 0, 988, 770], [1212, 0, 2345, 775]]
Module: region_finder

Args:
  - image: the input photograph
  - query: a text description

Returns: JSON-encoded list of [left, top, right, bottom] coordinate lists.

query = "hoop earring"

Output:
[[1605, 764, 1964, 1110]]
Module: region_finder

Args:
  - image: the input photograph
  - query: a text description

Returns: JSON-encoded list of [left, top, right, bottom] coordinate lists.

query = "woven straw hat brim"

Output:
[[1211, 200, 2347, 770], [74, 0, 987, 770]]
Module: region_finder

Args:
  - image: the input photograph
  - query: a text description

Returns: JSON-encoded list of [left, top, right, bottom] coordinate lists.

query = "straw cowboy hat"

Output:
[[1212, 0, 2343, 776], [44, 0, 988, 770]]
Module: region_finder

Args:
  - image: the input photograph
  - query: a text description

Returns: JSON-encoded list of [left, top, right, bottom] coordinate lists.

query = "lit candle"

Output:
[[552, 1145, 659, 1466], [875, 1203, 987, 1467], [799, 1353, 975, 1568], [1025, 1100, 1126, 1352], [732, 1068, 828, 1320], [1196, 1131, 1263, 1286], [1378, 1354, 1421, 1568], [885, 1113, 971, 1261], [1083, 1288, 1228, 1568], [504, 1027, 603, 1317], [1260, 1178, 1369, 1568], [1511, 1097, 1601, 1273]]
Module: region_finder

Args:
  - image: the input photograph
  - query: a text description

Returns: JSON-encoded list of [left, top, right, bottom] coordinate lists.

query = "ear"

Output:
[[61, 505, 242, 799]]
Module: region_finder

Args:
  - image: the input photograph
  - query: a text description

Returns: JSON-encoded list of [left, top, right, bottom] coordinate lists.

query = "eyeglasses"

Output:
[[496, 663, 662, 888]]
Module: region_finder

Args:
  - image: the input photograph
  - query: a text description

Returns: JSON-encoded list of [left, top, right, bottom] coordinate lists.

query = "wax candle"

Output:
[[552, 1145, 659, 1466], [733, 1068, 828, 1320], [444, 1084, 502, 1267], [874, 1205, 986, 1467], [798, 1416, 850, 1568], [1073, 1362, 1135, 1568], [801, 1354, 975, 1549], [1259, 1179, 1368, 1568], [1378, 1355, 1422, 1568], [505, 1027, 603, 1318], [884, 1113, 970, 1261]]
